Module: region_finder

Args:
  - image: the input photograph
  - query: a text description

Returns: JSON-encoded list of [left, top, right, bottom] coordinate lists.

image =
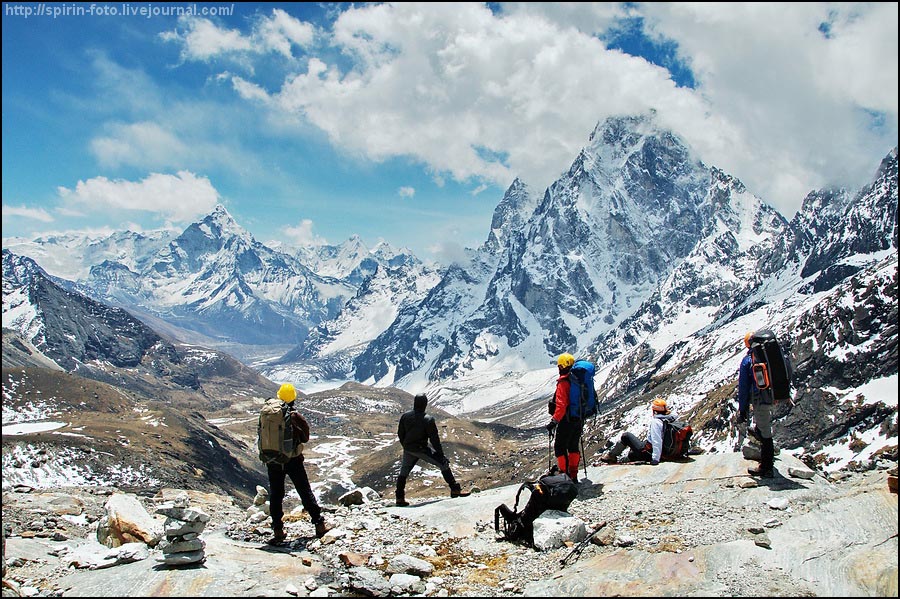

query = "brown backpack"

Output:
[[258, 398, 304, 464]]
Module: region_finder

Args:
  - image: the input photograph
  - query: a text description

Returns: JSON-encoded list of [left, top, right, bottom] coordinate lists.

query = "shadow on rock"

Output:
[[575, 480, 604, 500]]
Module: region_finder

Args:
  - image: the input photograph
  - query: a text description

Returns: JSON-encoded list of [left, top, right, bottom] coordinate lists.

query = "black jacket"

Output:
[[397, 394, 444, 456]]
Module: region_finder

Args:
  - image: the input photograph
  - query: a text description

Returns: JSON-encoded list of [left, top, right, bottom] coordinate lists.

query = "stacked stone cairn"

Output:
[[246, 485, 270, 527], [154, 491, 210, 566]]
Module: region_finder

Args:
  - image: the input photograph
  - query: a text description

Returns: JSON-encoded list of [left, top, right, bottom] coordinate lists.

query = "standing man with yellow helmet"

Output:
[[261, 383, 331, 543], [546, 353, 583, 481]]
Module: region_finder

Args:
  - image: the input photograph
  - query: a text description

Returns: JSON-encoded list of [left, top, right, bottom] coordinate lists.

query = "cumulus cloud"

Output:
[[258, 4, 703, 195], [1, 205, 54, 222], [203, 2, 896, 219], [161, 8, 315, 62], [57, 171, 220, 223], [282, 218, 327, 246], [637, 2, 898, 210], [398, 186, 415, 198]]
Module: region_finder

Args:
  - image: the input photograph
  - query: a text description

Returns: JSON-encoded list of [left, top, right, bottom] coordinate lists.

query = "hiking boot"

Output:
[[314, 518, 332, 539], [396, 475, 409, 507], [268, 528, 286, 545], [450, 486, 471, 498], [747, 464, 774, 478]]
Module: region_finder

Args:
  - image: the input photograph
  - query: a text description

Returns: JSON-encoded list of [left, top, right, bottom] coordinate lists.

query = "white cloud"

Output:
[[427, 239, 469, 266], [160, 16, 252, 60], [231, 76, 272, 103], [214, 2, 895, 219], [282, 218, 326, 246], [162, 8, 315, 62], [91, 122, 190, 169], [398, 186, 415, 198], [264, 3, 701, 195], [1, 205, 54, 222], [57, 171, 220, 223], [637, 2, 898, 209]]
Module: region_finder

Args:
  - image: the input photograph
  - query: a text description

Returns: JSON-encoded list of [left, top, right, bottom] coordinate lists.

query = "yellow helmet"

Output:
[[744, 331, 754, 348], [652, 397, 668, 413], [277, 383, 297, 403], [557, 353, 575, 369]]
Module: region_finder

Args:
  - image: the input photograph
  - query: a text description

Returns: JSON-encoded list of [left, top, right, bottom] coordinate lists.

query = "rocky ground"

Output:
[[3, 451, 897, 597]]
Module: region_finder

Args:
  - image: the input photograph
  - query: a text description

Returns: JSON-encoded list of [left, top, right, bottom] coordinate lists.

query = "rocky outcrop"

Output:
[[3, 452, 894, 597], [96, 494, 162, 549]]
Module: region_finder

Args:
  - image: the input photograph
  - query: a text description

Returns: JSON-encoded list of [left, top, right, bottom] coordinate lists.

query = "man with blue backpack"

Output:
[[546, 353, 597, 482]]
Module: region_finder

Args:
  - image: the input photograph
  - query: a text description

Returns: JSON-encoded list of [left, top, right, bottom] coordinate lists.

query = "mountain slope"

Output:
[[354, 114, 795, 387]]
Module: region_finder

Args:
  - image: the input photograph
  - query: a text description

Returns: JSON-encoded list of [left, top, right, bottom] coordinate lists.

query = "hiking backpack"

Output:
[[494, 471, 579, 545], [662, 419, 693, 459], [567, 360, 598, 419], [258, 398, 304, 465], [748, 329, 792, 401]]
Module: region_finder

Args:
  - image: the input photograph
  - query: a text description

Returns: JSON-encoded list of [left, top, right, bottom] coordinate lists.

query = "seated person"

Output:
[[600, 397, 679, 465]]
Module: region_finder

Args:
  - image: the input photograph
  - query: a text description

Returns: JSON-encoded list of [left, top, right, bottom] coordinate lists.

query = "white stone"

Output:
[[788, 466, 815, 480], [249, 511, 269, 524], [768, 497, 790, 510], [532, 510, 587, 551]]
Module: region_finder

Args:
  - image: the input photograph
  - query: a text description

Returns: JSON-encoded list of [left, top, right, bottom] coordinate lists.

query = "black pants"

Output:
[[553, 417, 583, 457], [398, 448, 457, 488], [267, 455, 322, 530], [621, 431, 652, 461]]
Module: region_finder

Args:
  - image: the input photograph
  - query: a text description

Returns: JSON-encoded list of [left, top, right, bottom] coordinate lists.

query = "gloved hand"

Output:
[[546, 420, 557, 433], [649, 460, 659, 466]]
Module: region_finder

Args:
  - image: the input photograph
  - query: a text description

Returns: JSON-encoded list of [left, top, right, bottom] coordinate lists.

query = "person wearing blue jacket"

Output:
[[738, 331, 776, 477], [600, 397, 678, 465]]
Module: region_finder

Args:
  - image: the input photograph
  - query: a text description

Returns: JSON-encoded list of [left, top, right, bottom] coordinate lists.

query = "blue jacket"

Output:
[[738, 350, 777, 414], [738, 352, 753, 415]]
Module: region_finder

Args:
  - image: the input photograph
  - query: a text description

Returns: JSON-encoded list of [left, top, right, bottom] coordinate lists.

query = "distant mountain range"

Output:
[[3, 112, 896, 480]]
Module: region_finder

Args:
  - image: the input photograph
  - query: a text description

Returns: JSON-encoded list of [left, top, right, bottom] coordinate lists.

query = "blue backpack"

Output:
[[567, 360, 598, 419]]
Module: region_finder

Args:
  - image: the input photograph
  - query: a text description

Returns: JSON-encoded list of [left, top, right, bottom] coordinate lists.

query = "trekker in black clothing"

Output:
[[396, 393, 471, 506], [265, 383, 332, 542]]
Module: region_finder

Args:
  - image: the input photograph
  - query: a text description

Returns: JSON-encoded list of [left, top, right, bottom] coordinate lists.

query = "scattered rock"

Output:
[[767, 498, 790, 511], [787, 467, 815, 480], [532, 511, 587, 551]]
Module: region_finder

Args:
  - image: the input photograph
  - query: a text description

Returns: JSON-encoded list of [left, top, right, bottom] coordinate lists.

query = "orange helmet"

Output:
[[744, 331, 754, 348], [557, 353, 575, 369], [651, 397, 668, 413]]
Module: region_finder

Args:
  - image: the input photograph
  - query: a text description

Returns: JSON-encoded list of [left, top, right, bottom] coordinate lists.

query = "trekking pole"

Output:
[[548, 429, 554, 472], [580, 434, 588, 480], [560, 521, 607, 567]]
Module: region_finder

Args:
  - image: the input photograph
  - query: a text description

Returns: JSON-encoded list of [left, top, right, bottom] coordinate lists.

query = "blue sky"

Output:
[[2, 3, 897, 262]]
